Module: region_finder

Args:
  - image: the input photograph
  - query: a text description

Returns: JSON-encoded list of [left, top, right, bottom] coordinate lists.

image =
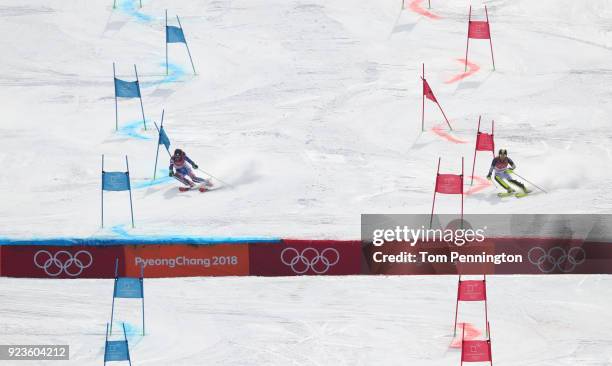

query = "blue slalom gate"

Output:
[[113, 63, 147, 130], [109, 259, 145, 336], [104, 322, 132, 365], [152, 109, 172, 179], [165, 10, 196, 75], [101, 155, 135, 228]]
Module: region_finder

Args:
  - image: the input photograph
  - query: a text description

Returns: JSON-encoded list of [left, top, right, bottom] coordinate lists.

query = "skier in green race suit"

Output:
[[486, 149, 531, 196]]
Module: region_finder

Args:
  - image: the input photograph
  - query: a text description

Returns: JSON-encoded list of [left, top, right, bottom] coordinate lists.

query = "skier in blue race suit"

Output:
[[486, 149, 531, 195], [169, 148, 210, 187]]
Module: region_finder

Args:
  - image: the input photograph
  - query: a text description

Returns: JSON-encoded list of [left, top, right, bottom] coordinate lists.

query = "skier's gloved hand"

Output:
[[169, 170, 174, 177], [505, 169, 514, 174], [486, 174, 492, 180], [192, 163, 198, 169]]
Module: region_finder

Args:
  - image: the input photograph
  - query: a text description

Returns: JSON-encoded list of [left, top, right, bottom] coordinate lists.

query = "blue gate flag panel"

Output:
[[102, 172, 130, 192], [114, 78, 141, 98], [104, 340, 129, 362], [115, 277, 143, 299], [166, 26, 186, 43], [159, 126, 171, 149]]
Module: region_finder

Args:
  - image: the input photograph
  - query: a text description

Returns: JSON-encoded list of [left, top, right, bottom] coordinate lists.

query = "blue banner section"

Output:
[[0, 237, 281, 246], [115, 278, 143, 299], [159, 126, 171, 149], [104, 340, 129, 362], [166, 25, 186, 43], [114, 78, 141, 98], [103, 172, 131, 192]]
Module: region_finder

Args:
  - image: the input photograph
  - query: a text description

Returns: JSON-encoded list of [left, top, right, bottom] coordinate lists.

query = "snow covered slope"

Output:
[[0, 275, 611, 365], [0, 0, 611, 239]]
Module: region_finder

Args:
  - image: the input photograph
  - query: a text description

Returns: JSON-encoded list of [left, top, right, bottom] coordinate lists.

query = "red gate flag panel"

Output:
[[454, 275, 489, 337], [423, 78, 437, 102], [430, 157, 464, 228], [461, 321, 492, 365], [476, 132, 494, 151], [471, 117, 495, 186], [468, 21, 491, 39], [436, 174, 463, 194], [421, 63, 453, 131], [458, 279, 487, 301], [464, 6, 495, 71], [461, 340, 492, 362]]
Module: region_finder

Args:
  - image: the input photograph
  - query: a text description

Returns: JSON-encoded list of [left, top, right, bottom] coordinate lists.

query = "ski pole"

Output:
[[197, 168, 234, 188], [488, 176, 499, 190], [172, 176, 187, 185], [488, 176, 508, 194], [511, 171, 548, 193]]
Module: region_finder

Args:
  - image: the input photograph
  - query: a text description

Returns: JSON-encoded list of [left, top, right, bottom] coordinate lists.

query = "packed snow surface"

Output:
[[1, 0, 611, 239], [1, 2, 611, 366], [1, 275, 611, 365]]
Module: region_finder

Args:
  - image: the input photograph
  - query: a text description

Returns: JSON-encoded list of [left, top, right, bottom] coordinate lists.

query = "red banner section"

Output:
[[123, 244, 249, 277], [1, 245, 124, 278], [250, 240, 362, 276]]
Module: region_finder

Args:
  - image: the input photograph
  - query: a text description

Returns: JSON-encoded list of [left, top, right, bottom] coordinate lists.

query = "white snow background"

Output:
[[1, 0, 611, 239], [0, 0, 612, 365]]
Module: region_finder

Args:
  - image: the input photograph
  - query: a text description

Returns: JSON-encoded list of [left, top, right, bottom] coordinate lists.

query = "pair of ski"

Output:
[[497, 191, 530, 198], [178, 181, 214, 193], [179, 184, 209, 193], [172, 175, 214, 193]]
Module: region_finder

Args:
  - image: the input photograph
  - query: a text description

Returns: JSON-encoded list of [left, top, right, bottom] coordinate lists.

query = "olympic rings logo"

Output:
[[33, 250, 93, 277], [280, 247, 340, 274], [527, 246, 586, 273]]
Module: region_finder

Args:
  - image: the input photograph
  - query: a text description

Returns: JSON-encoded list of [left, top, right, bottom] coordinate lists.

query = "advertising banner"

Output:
[[249, 240, 362, 276], [123, 244, 249, 277], [1, 245, 124, 278]]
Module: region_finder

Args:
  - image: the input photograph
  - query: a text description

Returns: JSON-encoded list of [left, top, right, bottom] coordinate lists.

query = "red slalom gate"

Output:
[[454, 275, 489, 337], [470, 116, 495, 185], [421, 63, 453, 131], [430, 157, 464, 228], [461, 322, 493, 365], [465, 5, 495, 71]]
